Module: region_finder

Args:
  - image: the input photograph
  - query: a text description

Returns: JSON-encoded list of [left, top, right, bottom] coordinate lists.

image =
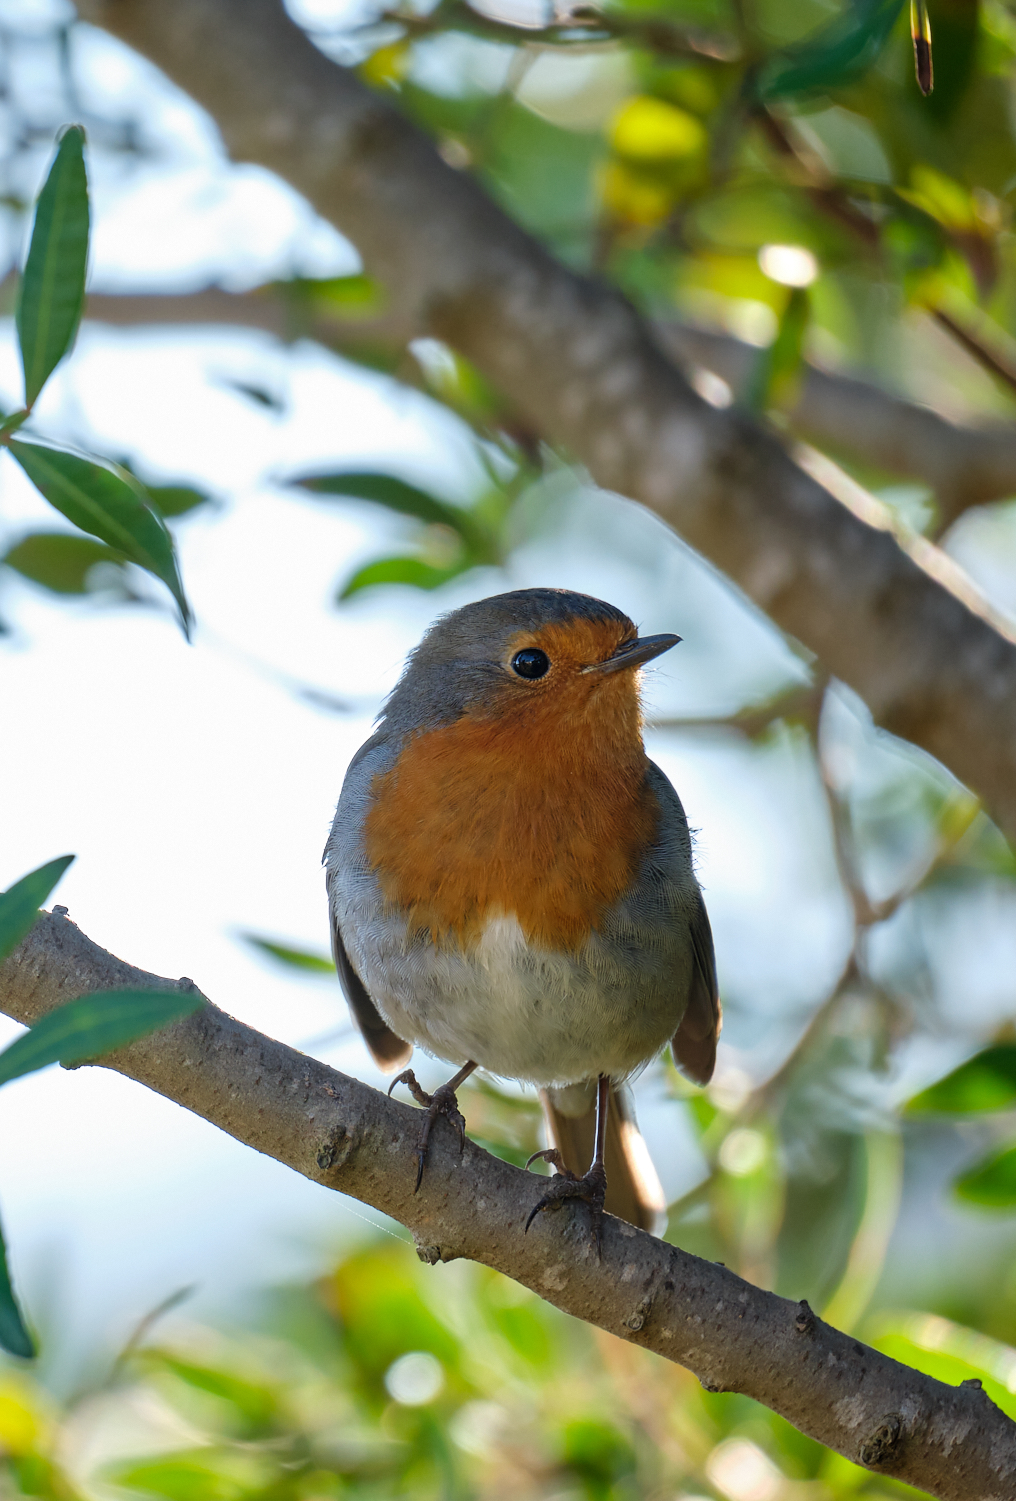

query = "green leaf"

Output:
[[0, 1212, 34, 1358], [339, 556, 471, 600], [907, 1046, 1016, 1115], [955, 1143, 1016, 1207], [146, 484, 212, 518], [293, 470, 467, 529], [0, 856, 74, 964], [7, 442, 191, 635], [3, 531, 127, 594], [743, 287, 810, 412], [239, 933, 335, 975], [758, 0, 905, 100], [17, 125, 89, 408], [0, 986, 205, 1089]]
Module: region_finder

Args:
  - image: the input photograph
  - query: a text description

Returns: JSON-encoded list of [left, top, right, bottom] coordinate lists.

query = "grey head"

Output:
[[378, 588, 636, 739]]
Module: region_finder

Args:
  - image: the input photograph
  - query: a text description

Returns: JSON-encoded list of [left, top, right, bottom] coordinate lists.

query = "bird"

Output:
[[324, 587, 720, 1244]]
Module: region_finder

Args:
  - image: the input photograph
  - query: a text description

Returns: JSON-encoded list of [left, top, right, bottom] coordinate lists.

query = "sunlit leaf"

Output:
[[339, 556, 471, 600], [143, 1352, 277, 1433], [7, 442, 191, 635], [0, 1213, 34, 1359], [239, 933, 335, 975], [758, 0, 905, 100], [907, 1046, 1016, 1114], [17, 125, 89, 408], [610, 96, 708, 161], [3, 531, 127, 595], [0, 855, 74, 964], [954, 1143, 1016, 1207], [0, 987, 205, 1089]]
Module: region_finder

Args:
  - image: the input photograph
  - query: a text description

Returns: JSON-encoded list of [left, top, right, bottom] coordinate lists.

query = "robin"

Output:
[[324, 588, 720, 1243]]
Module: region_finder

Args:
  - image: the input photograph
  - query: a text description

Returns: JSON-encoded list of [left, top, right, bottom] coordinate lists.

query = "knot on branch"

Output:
[[794, 1298, 815, 1334], [859, 1413, 903, 1468]]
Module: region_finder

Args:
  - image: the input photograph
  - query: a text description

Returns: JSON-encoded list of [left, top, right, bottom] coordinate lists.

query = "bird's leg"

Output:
[[388, 1060, 478, 1191], [525, 1075, 609, 1254]]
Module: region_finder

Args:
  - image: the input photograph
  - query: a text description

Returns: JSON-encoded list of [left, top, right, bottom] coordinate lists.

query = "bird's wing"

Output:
[[671, 889, 721, 1085], [331, 911, 412, 1072]]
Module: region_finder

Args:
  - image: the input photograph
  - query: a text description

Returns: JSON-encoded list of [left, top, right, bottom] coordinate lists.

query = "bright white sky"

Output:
[[1, 3, 1014, 1393]]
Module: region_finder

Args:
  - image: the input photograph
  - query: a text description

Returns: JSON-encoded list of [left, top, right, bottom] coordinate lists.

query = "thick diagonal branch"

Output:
[[3, 910, 1015, 1501], [75, 0, 1016, 851]]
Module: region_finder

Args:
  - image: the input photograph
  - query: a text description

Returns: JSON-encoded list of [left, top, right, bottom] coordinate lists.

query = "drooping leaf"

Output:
[[16, 125, 89, 408], [3, 531, 127, 594], [0, 855, 74, 964], [239, 933, 335, 975], [743, 287, 810, 412], [140, 1352, 277, 1433], [339, 556, 471, 600], [7, 442, 191, 634], [907, 1046, 1016, 1114], [758, 0, 905, 100], [955, 1143, 1016, 1207], [0, 986, 205, 1089], [0, 1212, 34, 1359]]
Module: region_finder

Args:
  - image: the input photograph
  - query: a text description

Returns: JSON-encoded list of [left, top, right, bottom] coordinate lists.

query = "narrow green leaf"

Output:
[[907, 1046, 1016, 1115], [0, 1212, 34, 1358], [0, 987, 204, 1089], [3, 531, 127, 594], [294, 470, 466, 528], [17, 125, 89, 408], [339, 555, 471, 600], [0, 410, 30, 440], [240, 933, 335, 974], [955, 1143, 1016, 1207], [7, 442, 191, 635], [743, 287, 809, 413], [758, 0, 904, 100], [0, 855, 74, 964]]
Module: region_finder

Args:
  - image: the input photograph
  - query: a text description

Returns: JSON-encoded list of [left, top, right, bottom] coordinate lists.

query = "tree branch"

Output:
[[3, 910, 1015, 1500], [72, 0, 1016, 845]]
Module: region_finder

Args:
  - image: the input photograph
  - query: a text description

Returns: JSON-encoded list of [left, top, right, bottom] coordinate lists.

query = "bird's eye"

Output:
[[511, 648, 550, 680]]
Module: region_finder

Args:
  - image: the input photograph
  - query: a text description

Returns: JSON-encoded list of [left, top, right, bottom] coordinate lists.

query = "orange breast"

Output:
[[363, 618, 658, 952]]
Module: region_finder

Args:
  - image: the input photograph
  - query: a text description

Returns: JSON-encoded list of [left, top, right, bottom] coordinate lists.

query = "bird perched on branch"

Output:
[[324, 588, 720, 1244]]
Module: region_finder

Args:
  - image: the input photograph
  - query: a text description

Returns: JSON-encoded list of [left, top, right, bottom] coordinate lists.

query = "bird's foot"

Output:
[[388, 1069, 467, 1191], [524, 1152, 607, 1255]]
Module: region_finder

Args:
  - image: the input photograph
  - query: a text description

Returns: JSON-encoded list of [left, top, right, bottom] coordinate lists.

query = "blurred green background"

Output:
[[3, 0, 1016, 1494]]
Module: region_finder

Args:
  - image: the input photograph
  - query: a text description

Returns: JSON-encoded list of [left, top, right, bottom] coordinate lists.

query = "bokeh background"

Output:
[[3, 0, 1016, 1495]]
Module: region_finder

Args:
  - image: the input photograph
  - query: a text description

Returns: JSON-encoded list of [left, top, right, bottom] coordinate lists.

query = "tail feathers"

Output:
[[540, 1083, 666, 1234]]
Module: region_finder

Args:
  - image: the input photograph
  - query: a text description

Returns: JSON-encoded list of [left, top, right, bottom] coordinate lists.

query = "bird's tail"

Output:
[[540, 1082, 667, 1234]]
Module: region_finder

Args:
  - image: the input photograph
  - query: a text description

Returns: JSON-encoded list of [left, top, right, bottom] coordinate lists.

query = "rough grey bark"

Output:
[[72, 0, 1016, 848], [2, 909, 1014, 1501], [658, 323, 1016, 531]]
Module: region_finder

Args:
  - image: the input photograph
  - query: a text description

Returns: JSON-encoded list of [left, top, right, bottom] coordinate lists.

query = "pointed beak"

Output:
[[581, 632, 681, 677]]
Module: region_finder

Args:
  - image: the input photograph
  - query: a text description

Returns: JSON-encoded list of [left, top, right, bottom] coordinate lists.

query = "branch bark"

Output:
[[3, 910, 1015, 1501], [71, 0, 1016, 848]]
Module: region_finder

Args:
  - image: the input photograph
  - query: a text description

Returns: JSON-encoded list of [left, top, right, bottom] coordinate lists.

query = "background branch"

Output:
[[2, 910, 1014, 1501]]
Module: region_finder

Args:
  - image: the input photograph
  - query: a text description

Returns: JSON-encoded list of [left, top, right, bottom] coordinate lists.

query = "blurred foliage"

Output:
[[3, 1236, 1005, 1500]]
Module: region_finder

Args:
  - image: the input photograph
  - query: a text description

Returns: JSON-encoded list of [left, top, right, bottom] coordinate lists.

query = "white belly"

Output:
[[349, 910, 681, 1087]]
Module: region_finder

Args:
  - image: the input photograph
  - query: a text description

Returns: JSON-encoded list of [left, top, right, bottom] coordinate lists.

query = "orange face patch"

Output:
[[363, 616, 659, 951]]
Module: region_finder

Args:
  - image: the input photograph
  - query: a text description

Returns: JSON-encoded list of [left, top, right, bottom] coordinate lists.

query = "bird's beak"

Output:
[[581, 633, 681, 676]]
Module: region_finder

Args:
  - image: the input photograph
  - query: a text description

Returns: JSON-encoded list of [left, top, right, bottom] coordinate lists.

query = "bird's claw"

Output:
[[524, 1160, 607, 1255], [388, 1070, 467, 1192]]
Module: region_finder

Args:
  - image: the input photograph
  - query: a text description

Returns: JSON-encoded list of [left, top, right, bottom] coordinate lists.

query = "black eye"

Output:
[[511, 648, 550, 680]]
